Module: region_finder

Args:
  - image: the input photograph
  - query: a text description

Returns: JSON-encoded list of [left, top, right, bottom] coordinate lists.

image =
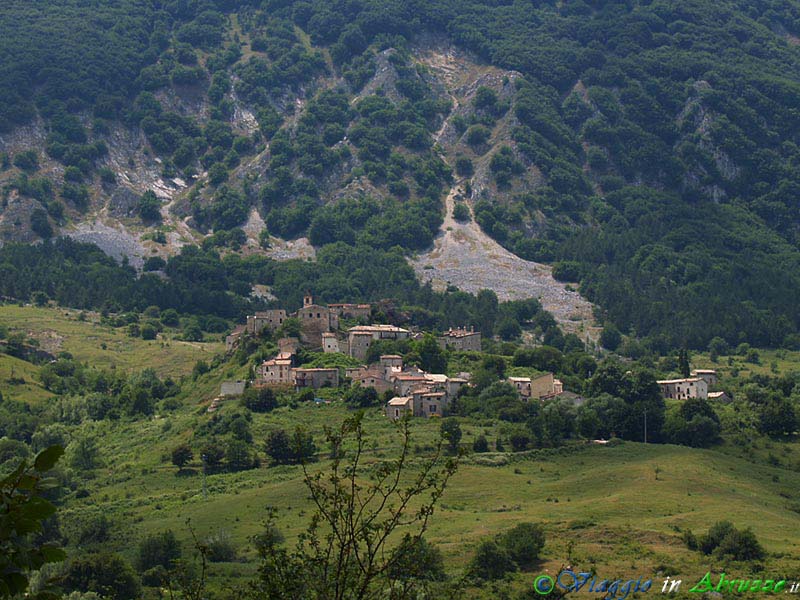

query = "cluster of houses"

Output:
[[227, 294, 482, 360], [220, 294, 579, 418], [656, 369, 729, 402]]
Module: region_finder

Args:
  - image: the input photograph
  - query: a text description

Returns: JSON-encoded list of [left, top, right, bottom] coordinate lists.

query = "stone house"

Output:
[[349, 365, 394, 394], [295, 294, 339, 348], [225, 325, 245, 351], [691, 369, 718, 388], [707, 390, 731, 402], [347, 324, 411, 360], [437, 327, 481, 352], [385, 390, 446, 420], [508, 372, 563, 400], [322, 332, 341, 353], [379, 354, 403, 379], [657, 377, 708, 400], [257, 351, 295, 386], [392, 373, 429, 396], [293, 367, 339, 390], [246, 309, 288, 335], [328, 303, 371, 320], [386, 396, 413, 420]]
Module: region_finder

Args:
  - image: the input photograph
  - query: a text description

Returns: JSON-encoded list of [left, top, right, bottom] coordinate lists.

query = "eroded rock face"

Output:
[[0, 35, 597, 341]]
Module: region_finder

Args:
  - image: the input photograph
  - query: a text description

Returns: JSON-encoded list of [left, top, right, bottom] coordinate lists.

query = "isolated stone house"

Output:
[[657, 377, 708, 400], [691, 369, 718, 388]]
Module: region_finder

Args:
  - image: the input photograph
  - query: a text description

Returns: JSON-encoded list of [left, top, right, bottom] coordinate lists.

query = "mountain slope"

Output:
[[3, 1, 800, 347]]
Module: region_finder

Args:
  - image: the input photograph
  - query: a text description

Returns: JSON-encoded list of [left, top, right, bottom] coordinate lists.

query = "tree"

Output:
[[241, 387, 278, 413], [13, 150, 39, 172], [226, 439, 254, 471], [171, 445, 193, 471], [32, 291, 49, 307], [136, 530, 181, 572], [386, 534, 446, 582], [250, 414, 458, 599], [678, 348, 690, 378], [440, 418, 462, 454], [63, 553, 141, 600], [0, 446, 66, 599], [455, 156, 473, 177], [414, 334, 446, 374], [30, 209, 53, 238], [161, 309, 180, 327], [760, 395, 797, 436], [468, 540, 515, 580], [708, 336, 729, 360], [500, 523, 545, 569], [182, 322, 203, 342], [343, 384, 379, 408], [599, 324, 621, 351], [264, 429, 293, 465], [465, 125, 490, 147], [138, 191, 161, 222], [69, 436, 100, 471], [452, 202, 470, 221], [140, 323, 157, 340], [292, 427, 317, 462], [472, 435, 489, 453], [200, 441, 224, 469], [496, 318, 521, 341]]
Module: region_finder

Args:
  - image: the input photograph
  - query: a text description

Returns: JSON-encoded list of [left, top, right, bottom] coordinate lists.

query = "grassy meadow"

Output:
[[2, 306, 800, 597]]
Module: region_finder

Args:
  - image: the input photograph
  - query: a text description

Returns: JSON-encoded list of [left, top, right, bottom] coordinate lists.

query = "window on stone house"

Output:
[[395, 409, 399, 417], [430, 405, 437, 413]]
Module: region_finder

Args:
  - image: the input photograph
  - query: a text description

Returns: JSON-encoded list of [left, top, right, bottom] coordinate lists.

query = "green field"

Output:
[[0, 305, 224, 379], [3, 307, 800, 597], [53, 397, 800, 596]]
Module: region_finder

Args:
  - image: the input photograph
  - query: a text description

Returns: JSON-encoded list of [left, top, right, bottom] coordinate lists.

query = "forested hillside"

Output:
[[3, 0, 800, 349]]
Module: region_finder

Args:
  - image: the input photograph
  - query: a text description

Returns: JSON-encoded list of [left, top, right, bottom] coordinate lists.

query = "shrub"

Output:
[[30, 208, 53, 238], [13, 150, 39, 172], [171, 444, 193, 470], [500, 523, 545, 569], [468, 540, 515, 580], [455, 156, 474, 177], [452, 202, 470, 222], [697, 520, 764, 561], [136, 530, 181, 572], [76, 514, 112, 547], [138, 190, 161, 222], [241, 387, 278, 413], [473, 435, 489, 453], [64, 553, 141, 600], [206, 530, 237, 562], [387, 535, 446, 581], [143, 256, 166, 271], [465, 125, 490, 147]]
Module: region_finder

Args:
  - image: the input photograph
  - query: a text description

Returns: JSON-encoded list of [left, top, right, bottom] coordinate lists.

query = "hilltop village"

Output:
[[223, 294, 565, 418]]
